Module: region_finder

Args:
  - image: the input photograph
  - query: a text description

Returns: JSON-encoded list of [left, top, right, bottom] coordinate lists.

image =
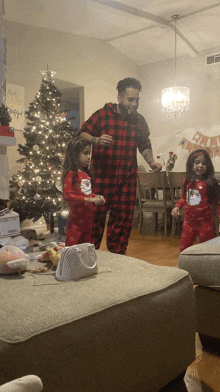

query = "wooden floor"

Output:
[[99, 226, 181, 267]]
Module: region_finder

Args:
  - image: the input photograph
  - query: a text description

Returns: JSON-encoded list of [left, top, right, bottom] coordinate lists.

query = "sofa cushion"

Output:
[[0, 250, 195, 392], [178, 236, 220, 286], [1, 250, 191, 343]]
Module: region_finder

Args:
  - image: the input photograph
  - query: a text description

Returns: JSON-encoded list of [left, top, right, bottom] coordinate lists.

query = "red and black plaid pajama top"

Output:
[[78, 103, 154, 254]]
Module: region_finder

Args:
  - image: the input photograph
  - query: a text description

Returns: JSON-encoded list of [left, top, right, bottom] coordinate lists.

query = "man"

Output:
[[78, 77, 162, 254]]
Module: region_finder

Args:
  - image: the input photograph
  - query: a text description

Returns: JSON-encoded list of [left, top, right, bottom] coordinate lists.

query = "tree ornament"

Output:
[[34, 193, 41, 201], [55, 180, 62, 192], [40, 112, 47, 121], [36, 176, 42, 183], [33, 144, 39, 151], [18, 181, 23, 187], [60, 208, 69, 219]]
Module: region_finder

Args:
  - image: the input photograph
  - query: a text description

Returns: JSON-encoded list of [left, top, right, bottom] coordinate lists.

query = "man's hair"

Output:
[[116, 78, 142, 95]]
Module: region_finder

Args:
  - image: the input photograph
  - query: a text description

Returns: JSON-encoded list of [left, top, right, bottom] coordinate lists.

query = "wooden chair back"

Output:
[[168, 172, 186, 206], [137, 171, 172, 236], [168, 172, 186, 237]]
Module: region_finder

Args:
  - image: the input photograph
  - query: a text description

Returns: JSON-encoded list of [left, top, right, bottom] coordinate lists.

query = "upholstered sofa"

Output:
[[0, 375, 43, 392], [0, 250, 196, 392], [179, 236, 220, 353]]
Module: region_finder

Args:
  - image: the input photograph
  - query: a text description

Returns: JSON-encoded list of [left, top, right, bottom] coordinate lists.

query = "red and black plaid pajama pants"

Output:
[[91, 175, 137, 255]]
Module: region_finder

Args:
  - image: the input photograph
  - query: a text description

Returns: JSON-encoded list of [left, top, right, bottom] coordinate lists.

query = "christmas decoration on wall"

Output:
[[179, 132, 220, 158], [9, 67, 78, 227]]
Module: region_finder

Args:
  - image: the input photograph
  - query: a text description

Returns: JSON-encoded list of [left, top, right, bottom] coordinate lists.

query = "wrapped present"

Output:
[[0, 210, 20, 238], [0, 126, 15, 137]]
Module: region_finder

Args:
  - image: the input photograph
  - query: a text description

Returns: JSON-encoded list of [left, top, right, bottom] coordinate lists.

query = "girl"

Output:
[[171, 149, 220, 252], [62, 138, 105, 246]]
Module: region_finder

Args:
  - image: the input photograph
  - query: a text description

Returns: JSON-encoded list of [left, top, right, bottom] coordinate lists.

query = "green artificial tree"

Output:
[[9, 68, 78, 231], [0, 103, 12, 126]]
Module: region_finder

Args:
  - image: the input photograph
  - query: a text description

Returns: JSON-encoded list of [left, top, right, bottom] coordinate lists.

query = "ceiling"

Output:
[[4, 0, 220, 66]]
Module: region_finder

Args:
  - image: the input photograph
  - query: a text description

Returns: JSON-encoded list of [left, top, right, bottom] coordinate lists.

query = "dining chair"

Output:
[[168, 172, 186, 237], [137, 171, 173, 236]]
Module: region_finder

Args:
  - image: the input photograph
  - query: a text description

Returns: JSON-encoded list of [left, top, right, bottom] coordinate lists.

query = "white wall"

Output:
[[7, 20, 220, 175], [137, 49, 220, 172], [6, 21, 138, 119], [6, 20, 138, 174]]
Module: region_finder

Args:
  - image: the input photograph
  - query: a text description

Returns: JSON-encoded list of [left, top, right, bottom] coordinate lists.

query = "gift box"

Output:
[[0, 210, 20, 238], [0, 126, 15, 137]]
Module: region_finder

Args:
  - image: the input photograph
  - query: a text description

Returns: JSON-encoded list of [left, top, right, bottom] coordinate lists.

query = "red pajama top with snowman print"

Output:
[[63, 170, 95, 246], [175, 179, 218, 252]]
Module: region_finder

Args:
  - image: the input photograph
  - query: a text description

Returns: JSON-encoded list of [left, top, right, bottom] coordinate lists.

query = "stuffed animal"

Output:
[[38, 244, 65, 267], [0, 245, 29, 274]]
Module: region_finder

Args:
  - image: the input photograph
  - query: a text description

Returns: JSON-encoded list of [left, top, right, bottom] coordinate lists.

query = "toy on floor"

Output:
[[37, 243, 65, 267], [0, 245, 29, 274]]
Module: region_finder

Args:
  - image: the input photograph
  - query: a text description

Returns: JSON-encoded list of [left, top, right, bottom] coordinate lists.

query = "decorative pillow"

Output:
[[0, 245, 28, 274]]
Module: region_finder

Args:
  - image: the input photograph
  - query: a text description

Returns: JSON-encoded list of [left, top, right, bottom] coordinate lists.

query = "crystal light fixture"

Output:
[[162, 15, 190, 120]]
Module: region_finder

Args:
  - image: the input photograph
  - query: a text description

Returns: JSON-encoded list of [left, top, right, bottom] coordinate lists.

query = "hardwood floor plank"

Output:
[[99, 228, 181, 267]]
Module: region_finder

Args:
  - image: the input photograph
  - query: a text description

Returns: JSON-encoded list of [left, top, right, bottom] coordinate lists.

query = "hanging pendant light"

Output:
[[162, 15, 190, 120]]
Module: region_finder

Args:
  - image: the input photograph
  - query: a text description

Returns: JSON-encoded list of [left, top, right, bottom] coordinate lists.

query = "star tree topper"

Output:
[[40, 65, 56, 82]]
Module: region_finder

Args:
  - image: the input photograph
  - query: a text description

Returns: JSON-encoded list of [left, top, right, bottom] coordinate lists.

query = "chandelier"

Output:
[[162, 15, 190, 120]]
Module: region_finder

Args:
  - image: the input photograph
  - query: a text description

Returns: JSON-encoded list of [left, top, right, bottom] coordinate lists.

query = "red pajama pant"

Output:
[[65, 209, 93, 246], [180, 215, 215, 253], [65, 218, 93, 246], [91, 176, 137, 255]]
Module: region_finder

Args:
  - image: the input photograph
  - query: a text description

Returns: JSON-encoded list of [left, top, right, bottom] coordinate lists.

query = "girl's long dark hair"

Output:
[[62, 137, 94, 186], [184, 149, 220, 205]]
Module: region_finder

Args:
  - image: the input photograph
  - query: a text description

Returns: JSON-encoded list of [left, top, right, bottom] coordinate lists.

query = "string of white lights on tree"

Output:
[[9, 67, 78, 227]]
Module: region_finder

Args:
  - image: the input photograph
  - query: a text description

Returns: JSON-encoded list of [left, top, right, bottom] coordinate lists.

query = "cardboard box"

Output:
[[0, 210, 20, 238], [0, 126, 15, 137]]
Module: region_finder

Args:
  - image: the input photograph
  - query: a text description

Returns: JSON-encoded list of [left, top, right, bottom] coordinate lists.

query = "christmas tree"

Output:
[[0, 103, 12, 126], [9, 68, 77, 229]]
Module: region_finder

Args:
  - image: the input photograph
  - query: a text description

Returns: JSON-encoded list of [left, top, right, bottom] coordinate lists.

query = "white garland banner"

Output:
[[179, 132, 220, 158]]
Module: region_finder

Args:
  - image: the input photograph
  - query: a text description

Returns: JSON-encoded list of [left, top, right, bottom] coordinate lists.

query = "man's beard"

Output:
[[119, 103, 137, 119]]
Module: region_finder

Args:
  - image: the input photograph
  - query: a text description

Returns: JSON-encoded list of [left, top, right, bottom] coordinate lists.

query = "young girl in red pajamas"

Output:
[[62, 138, 105, 246], [171, 149, 220, 252]]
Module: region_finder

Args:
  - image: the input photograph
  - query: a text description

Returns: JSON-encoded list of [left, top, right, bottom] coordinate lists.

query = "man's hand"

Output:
[[150, 162, 162, 173], [98, 134, 113, 146]]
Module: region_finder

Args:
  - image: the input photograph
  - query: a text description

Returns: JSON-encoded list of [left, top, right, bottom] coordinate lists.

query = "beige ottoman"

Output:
[[0, 250, 195, 392], [179, 236, 220, 353]]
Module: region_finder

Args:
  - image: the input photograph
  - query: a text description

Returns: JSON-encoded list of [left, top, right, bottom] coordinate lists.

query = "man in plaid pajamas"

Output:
[[78, 78, 162, 254]]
